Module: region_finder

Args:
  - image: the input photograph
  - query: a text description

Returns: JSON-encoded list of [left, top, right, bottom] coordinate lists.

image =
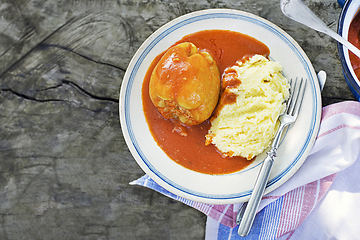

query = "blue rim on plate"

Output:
[[120, 9, 321, 204], [337, 0, 360, 101]]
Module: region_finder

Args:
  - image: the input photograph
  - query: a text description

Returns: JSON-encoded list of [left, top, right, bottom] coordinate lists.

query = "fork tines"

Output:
[[287, 77, 306, 117]]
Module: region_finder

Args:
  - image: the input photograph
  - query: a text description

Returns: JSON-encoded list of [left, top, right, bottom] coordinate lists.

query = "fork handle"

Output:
[[237, 152, 275, 236]]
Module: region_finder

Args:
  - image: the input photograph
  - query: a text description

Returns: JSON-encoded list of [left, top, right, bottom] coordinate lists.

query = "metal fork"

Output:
[[236, 77, 307, 237]]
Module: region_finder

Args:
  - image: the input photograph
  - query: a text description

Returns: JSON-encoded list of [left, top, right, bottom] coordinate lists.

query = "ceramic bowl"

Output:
[[337, 0, 360, 100]]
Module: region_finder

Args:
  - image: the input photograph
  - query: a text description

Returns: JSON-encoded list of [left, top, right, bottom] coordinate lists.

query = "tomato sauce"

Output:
[[348, 11, 360, 78], [142, 30, 270, 175]]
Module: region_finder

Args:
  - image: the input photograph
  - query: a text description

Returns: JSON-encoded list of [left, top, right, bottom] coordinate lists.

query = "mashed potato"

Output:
[[149, 42, 220, 127], [205, 55, 290, 159]]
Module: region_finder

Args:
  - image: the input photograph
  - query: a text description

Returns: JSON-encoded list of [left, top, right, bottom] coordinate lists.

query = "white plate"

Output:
[[120, 9, 321, 204]]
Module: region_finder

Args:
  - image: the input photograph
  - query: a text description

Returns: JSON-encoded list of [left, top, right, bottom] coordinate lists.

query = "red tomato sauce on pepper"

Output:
[[142, 30, 270, 175]]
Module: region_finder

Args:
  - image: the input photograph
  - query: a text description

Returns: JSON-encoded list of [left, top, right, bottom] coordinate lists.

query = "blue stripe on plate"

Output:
[[124, 11, 319, 200]]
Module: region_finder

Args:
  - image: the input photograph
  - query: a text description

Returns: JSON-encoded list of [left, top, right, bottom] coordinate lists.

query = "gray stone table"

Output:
[[0, 0, 356, 239]]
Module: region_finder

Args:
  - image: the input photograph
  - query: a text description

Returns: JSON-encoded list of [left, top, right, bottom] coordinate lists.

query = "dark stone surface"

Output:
[[0, 0, 355, 239]]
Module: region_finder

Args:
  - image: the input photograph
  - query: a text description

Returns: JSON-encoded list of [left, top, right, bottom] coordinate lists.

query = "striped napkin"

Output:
[[130, 101, 360, 239]]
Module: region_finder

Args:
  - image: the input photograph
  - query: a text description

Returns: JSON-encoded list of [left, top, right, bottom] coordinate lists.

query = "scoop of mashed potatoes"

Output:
[[205, 55, 290, 159], [149, 42, 220, 127]]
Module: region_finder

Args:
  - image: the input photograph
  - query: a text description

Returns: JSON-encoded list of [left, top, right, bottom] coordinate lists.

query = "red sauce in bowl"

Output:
[[142, 30, 270, 175], [348, 10, 360, 78]]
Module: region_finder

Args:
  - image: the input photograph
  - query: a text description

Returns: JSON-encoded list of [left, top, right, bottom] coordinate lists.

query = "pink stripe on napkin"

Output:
[[207, 204, 234, 228], [193, 173, 336, 230], [321, 100, 360, 121], [276, 174, 336, 238]]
